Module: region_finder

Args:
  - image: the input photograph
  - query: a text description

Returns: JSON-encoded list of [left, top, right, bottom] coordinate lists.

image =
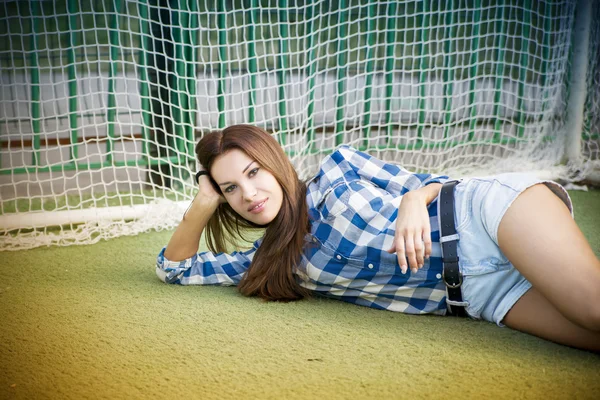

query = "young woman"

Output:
[[157, 124, 600, 351]]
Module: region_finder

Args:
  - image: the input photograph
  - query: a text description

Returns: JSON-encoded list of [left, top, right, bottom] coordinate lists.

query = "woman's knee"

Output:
[[568, 281, 600, 331], [581, 296, 600, 332], [581, 259, 600, 331]]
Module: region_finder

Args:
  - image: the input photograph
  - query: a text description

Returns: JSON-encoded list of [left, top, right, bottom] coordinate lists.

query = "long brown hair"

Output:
[[195, 125, 311, 301]]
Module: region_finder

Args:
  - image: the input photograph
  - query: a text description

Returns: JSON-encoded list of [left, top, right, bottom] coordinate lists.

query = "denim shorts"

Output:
[[450, 173, 572, 326]]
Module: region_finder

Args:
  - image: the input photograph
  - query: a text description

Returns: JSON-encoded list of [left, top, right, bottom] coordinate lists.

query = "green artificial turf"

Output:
[[1, 190, 599, 399]]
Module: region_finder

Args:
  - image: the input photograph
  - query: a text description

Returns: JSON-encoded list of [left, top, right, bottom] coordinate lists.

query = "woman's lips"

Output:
[[248, 198, 268, 214]]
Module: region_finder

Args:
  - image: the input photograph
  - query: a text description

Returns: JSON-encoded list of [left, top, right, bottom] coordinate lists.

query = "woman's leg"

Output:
[[497, 184, 600, 334], [503, 287, 600, 351]]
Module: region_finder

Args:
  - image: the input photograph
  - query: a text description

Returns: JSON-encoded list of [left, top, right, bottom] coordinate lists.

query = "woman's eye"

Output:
[[224, 185, 236, 193], [249, 167, 259, 177]]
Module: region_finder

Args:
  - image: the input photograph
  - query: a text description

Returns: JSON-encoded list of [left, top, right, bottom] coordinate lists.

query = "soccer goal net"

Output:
[[1, 0, 598, 250]]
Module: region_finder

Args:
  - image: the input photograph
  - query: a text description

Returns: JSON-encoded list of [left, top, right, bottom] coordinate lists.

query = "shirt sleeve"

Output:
[[155, 240, 260, 285], [325, 145, 449, 195]]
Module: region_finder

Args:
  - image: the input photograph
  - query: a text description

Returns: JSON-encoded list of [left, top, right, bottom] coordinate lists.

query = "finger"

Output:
[[386, 242, 395, 253], [394, 238, 407, 274], [423, 227, 432, 260], [413, 233, 424, 268], [404, 236, 418, 274]]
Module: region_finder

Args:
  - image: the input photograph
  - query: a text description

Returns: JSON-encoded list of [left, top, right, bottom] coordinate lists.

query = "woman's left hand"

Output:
[[387, 190, 432, 274]]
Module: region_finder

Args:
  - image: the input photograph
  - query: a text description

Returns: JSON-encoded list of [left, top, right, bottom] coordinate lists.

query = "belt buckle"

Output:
[[442, 263, 463, 289]]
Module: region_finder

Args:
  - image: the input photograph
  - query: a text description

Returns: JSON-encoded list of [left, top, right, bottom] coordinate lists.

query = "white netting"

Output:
[[0, 0, 598, 251], [580, 0, 600, 181]]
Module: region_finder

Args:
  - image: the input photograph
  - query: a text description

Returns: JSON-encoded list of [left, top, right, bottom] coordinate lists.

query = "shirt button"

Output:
[[368, 263, 374, 269], [336, 255, 342, 260], [436, 273, 442, 279]]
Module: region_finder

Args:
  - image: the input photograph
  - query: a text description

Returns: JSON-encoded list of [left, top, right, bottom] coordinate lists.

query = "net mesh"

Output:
[[0, 0, 597, 251], [580, 0, 600, 179]]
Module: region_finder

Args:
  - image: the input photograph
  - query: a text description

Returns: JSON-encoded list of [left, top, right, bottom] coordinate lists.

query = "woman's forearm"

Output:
[[164, 195, 220, 261], [412, 183, 442, 205]]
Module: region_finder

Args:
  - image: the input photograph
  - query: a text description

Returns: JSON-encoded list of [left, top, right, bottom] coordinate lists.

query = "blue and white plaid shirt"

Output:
[[156, 145, 450, 315]]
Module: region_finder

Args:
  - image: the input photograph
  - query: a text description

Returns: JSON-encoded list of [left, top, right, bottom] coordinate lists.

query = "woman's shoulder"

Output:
[[304, 146, 353, 212], [327, 144, 361, 163], [316, 145, 363, 176]]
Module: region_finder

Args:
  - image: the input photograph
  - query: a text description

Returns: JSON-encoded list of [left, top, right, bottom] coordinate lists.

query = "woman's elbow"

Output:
[[155, 265, 184, 284]]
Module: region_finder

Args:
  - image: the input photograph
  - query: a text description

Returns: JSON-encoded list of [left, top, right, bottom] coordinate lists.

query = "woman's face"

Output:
[[211, 148, 283, 225]]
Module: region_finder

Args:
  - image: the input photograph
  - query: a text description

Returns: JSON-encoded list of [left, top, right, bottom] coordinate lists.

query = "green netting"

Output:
[[0, 0, 598, 250]]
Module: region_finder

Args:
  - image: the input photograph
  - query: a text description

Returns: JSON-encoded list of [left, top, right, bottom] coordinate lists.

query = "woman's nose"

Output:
[[242, 186, 257, 201]]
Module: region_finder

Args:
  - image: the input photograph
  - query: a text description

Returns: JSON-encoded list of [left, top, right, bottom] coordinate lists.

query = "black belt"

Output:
[[439, 180, 467, 317]]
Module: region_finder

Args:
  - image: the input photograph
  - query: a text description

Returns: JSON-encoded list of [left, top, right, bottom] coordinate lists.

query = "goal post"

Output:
[[0, 0, 598, 251]]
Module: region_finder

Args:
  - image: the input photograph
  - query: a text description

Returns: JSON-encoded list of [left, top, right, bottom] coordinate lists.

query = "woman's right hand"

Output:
[[166, 169, 224, 261], [196, 169, 227, 205]]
